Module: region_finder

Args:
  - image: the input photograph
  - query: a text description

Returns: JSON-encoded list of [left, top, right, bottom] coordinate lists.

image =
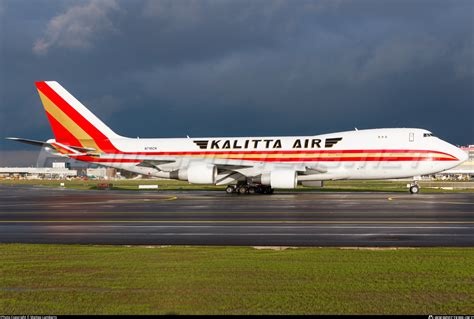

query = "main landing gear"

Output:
[[225, 184, 274, 195], [408, 181, 420, 194]]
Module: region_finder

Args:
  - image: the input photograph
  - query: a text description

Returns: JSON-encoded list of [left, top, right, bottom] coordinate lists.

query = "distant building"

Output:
[[0, 161, 79, 179], [52, 162, 66, 168], [464, 145, 474, 160], [86, 168, 106, 178], [0, 167, 77, 179], [86, 167, 117, 179]]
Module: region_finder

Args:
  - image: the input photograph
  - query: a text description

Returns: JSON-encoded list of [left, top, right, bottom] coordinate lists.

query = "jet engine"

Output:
[[177, 163, 217, 184], [260, 169, 297, 189]]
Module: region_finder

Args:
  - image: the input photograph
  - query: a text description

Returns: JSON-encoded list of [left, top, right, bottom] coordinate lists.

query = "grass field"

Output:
[[1, 245, 473, 315], [1, 178, 473, 192]]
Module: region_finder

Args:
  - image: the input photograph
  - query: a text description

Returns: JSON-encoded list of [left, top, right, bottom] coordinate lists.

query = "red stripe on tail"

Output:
[[45, 112, 83, 147], [36, 82, 119, 152]]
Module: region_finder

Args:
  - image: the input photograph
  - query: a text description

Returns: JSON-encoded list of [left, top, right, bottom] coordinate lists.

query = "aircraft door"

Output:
[[409, 132, 414, 142]]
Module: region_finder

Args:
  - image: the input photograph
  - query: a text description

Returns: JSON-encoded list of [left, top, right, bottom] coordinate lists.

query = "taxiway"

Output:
[[0, 185, 472, 246]]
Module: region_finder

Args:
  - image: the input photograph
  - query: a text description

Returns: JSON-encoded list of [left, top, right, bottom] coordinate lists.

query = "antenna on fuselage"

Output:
[[354, 127, 358, 131]]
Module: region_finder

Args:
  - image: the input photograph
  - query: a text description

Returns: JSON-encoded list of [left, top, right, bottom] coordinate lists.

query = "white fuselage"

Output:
[[63, 128, 467, 186], [23, 81, 468, 189]]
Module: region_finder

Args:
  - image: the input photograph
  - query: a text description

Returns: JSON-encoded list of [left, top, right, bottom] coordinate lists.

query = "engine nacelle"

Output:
[[178, 163, 217, 184], [260, 169, 297, 189]]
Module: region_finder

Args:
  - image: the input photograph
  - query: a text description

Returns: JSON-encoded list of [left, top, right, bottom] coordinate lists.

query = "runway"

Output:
[[0, 184, 473, 246]]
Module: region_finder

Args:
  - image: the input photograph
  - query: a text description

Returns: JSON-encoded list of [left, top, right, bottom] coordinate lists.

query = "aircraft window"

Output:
[[423, 133, 433, 137]]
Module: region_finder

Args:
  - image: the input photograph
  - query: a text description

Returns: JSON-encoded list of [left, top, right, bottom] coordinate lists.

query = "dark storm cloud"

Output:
[[0, 0, 473, 165]]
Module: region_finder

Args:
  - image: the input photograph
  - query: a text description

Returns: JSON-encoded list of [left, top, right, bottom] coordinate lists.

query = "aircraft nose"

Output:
[[458, 148, 469, 163], [452, 146, 468, 163]]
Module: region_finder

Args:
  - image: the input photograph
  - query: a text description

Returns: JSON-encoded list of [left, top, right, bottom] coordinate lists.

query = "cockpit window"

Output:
[[423, 133, 433, 137]]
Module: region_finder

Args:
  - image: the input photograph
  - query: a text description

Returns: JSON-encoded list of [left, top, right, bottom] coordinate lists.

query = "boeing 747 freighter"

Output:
[[7, 81, 468, 194]]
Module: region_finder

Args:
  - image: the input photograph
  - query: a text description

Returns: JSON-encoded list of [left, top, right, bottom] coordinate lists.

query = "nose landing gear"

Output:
[[408, 182, 420, 194]]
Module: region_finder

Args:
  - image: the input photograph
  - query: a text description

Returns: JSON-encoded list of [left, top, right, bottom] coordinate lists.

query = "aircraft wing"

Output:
[[137, 160, 177, 169], [137, 159, 252, 171]]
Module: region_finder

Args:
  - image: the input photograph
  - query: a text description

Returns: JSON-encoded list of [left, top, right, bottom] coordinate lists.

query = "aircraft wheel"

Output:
[[248, 187, 256, 194], [238, 186, 249, 194], [409, 185, 420, 194], [263, 186, 274, 195], [225, 186, 235, 194]]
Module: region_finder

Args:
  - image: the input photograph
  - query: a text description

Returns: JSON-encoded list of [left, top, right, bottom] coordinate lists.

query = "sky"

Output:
[[0, 0, 473, 166]]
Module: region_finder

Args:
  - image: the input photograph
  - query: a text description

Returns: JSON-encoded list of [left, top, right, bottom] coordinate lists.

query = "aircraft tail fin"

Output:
[[35, 81, 121, 153]]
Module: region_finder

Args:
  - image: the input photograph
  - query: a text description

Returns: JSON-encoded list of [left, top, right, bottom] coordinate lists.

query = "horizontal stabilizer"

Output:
[[67, 145, 97, 153], [5, 137, 49, 147], [6, 137, 97, 154]]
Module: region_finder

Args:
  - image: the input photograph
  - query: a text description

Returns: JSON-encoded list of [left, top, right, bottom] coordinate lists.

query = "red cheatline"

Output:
[[71, 155, 455, 164], [100, 149, 456, 157]]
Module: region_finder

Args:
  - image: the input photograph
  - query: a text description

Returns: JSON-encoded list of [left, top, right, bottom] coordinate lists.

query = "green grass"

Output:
[[1, 245, 473, 314], [1, 178, 473, 192]]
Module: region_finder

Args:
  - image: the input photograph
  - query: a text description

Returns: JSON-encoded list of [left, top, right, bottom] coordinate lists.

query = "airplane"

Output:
[[7, 81, 468, 194]]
